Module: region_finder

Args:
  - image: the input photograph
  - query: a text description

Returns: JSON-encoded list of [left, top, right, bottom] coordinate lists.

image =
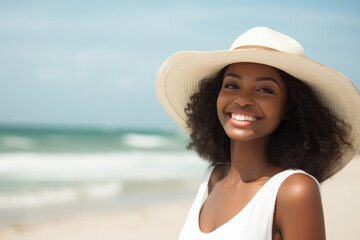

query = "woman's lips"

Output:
[[231, 113, 257, 121], [227, 112, 261, 127]]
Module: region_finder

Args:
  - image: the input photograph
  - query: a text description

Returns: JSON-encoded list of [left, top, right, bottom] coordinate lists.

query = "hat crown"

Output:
[[230, 27, 305, 56]]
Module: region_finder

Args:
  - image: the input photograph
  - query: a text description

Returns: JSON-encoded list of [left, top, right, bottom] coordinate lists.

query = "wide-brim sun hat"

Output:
[[156, 26, 360, 179]]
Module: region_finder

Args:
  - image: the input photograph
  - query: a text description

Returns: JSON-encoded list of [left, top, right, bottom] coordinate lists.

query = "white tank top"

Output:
[[178, 165, 320, 240]]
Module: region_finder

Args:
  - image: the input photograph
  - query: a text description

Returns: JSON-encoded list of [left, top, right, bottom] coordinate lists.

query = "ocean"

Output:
[[0, 126, 208, 227]]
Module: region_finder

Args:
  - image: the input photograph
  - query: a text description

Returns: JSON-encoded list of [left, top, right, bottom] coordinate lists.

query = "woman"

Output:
[[156, 27, 360, 239]]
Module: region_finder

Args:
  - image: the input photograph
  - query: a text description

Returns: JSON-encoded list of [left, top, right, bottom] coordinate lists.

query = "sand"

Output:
[[321, 156, 360, 240], [0, 200, 192, 240], [0, 157, 359, 240]]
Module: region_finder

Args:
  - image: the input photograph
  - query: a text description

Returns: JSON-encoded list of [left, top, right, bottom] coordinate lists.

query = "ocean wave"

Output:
[[0, 181, 123, 211], [0, 152, 207, 211], [0, 136, 36, 150], [121, 133, 178, 149], [0, 129, 189, 152], [0, 152, 207, 181]]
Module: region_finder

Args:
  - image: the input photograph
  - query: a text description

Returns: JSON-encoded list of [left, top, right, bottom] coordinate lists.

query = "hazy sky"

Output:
[[1, 0, 359, 131]]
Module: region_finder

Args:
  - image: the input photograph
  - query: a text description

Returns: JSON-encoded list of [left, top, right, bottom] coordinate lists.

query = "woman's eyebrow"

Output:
[[224, 73, 280, 87], [256, 77, 280, 87], [224, 73, 242, 80]]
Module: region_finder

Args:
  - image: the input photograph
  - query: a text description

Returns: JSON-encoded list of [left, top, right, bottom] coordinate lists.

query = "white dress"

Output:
[[178, 165, 320, 240]]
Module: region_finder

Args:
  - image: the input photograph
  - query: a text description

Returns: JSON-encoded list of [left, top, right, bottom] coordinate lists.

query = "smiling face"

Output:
[[217, 62, 288, 142]]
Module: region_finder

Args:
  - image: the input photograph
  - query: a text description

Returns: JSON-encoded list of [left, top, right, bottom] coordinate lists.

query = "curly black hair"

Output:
[[185, 66, 352, 183]]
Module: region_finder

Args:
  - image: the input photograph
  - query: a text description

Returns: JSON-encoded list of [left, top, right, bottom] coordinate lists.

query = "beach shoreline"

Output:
[[0, 182, 199, 229]]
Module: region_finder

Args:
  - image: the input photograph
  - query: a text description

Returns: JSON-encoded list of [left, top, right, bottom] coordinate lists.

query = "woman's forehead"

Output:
[[224, 63, 284, 84], [225, 62, 280, 75]]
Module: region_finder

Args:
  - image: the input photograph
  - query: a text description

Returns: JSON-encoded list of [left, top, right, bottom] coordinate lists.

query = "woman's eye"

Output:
[[258, 88, 274, 94], [224, 83, 239, 89]]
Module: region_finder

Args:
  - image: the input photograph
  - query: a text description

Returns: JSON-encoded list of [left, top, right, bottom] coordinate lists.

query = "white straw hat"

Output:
[[156, 26, 360, 177]]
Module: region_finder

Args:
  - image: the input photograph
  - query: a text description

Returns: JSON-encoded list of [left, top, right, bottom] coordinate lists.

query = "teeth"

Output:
[[231, 113, 257, 122]]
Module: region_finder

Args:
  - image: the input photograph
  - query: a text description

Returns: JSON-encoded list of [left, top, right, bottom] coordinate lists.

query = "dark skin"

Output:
[[198, 63, 326, 239]]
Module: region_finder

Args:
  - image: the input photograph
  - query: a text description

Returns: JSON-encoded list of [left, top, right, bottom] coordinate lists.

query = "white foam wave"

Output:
[[0, 181, 123, 211], [0, 152, 207, 181], [121, 134, 178, 148], [0, 152, 207, 211], [0, 136, 36, 150]]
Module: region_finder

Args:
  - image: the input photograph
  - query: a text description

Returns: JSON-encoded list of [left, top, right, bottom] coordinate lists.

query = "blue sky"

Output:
[[0, 0, 359, 130]]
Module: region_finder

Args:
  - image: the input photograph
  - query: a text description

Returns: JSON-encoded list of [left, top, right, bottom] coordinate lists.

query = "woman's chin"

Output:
[[223, 127, 258, 141]]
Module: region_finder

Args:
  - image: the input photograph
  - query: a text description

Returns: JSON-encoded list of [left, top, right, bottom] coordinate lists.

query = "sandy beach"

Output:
[[0, 156, 359, 240]]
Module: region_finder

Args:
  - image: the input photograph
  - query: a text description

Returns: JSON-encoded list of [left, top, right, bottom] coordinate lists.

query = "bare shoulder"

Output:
[[208, 165, 229, 194], [278, 172, 321, 203], [274, 172, 325, 240]]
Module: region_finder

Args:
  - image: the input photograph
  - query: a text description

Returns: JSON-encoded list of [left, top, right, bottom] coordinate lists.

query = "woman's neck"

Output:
[[226, 137, 281, 184]]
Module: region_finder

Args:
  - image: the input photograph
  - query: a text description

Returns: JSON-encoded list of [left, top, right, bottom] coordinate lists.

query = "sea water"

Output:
[[0, 127, 208, 226]]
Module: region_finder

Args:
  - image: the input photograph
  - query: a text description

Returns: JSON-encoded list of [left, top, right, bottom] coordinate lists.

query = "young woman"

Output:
[[156, 27, 360, 239]]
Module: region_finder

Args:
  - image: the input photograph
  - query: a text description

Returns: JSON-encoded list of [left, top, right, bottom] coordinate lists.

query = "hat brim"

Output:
[[156, 48, 360, 178]]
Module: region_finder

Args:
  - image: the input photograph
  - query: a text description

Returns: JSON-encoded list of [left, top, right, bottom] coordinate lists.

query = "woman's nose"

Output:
[[234, 91, 255, 107]]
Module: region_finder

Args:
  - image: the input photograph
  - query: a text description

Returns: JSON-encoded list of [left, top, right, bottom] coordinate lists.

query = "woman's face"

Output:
[[217, 62, 287, 142]]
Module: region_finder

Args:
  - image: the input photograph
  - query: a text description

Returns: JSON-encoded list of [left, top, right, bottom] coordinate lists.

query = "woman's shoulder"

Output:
[[277, 171, 321, 202], [274, 171, 325, 239]]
